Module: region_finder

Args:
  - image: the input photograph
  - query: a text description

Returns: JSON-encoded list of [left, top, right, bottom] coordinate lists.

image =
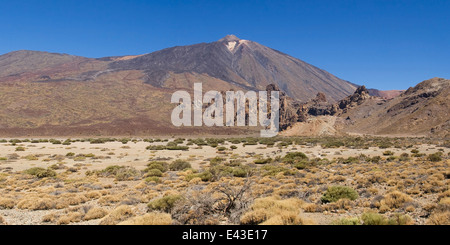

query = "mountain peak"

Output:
[[218, 34, 241, 42]]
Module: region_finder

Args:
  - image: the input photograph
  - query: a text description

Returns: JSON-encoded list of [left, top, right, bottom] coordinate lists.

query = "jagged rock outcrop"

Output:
[[278, 85, 371, 131]]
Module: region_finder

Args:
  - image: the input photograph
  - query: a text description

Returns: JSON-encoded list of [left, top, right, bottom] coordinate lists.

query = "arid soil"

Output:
[[0, 136, 448, 225]]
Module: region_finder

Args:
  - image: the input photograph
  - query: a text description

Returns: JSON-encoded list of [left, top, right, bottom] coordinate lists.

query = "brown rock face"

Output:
[[277, 85, 372, 131]]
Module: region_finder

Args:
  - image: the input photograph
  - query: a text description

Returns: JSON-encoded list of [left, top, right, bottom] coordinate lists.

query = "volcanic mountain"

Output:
[[107, 35, 357, 102], [0, 35, 358, 136]]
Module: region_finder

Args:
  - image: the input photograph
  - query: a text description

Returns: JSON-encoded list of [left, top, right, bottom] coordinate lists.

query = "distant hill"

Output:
[[338, 77, 450, 137], [0, 35, 362, 136], [367, 88, 404, 99]]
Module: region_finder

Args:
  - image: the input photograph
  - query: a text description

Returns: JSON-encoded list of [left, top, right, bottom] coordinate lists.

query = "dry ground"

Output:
[[0, 136, 448, 225]]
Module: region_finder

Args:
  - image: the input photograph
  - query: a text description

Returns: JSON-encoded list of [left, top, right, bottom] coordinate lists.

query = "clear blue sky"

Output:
[[1, 0, 449, 90]]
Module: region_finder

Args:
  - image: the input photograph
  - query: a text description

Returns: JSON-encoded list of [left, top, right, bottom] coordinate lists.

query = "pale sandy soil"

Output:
[[0, 138, 448, 225]]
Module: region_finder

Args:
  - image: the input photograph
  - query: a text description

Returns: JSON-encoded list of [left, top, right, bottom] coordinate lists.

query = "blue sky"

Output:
[[1, 0, 449, 90]]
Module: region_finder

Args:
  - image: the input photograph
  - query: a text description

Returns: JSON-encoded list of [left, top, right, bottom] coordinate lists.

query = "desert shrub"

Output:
[[339, 157, 360, 164], [145, 161, 169, 172], [118, 212, 173, 225], [215, 146, 225, 152], [382, 191, 412, 209], [48, 139, 61, 144], [0, 198, 16, 209], [399, 153, 410, 161], [145, 176, 161, 183], [97, 165, 142, 181], [262, 165, 296, 177], [148, 195, 182, 213], [388, 213, 414, 225], [15, 146, 25, 151], [99, 205, 135, 225], [23, 167, 56, 178], [240, 196, 311, 225], [209, 156, 225, 165], [232, 166, 252, 178], [331, 217, 361, 225], [361, 212, 413, 225], [427, 152, 443, 162], [230, 145, 238, 150], [383, 150, 394, 156], [361, 212, 388, 225], [369, 156, 382, 163], [66, 152, 75, 157], [253, 158, 272, 165], [145, 169, 163, 177], [146, 145, 166, 150], [207, 165, 234, 181], [83, 207, 108, 221], [166, 145, 189, 151], [283, 152, 308, 164], [321, 186, 359, 203], [17, 198, 56, 210], [169, 160, 191, 171], [185, 171, 213, 182], [57, 212, 83, 225], [23, 154, 38, 161]]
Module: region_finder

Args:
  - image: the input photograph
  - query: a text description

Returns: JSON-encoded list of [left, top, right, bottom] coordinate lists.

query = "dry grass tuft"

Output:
[[240, 196, 313, 225], [17, 197, 56, 210], [83, 207, 109, 221], [381, 191, 413, 209], [118, 212, 173, 225], [99, 205, 135, 225], [57, 212, 83, 225], [0, 198, 16, 209]]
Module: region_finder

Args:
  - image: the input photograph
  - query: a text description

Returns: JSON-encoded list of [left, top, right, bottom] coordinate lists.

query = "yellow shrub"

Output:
[[240, 196, 312, 225], [57, 212, 83, 225], [0, 198, 15, 209], [99, 205, 135, 225], [118, 212, 172, 225], [382, 191, 412, 209], [84, 207, 108, 221]]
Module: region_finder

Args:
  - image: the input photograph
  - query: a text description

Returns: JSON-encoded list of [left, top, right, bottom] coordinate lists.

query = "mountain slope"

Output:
[[339, 77, 450, 137], [109, 35, 357, 102], [0, 35, 361, 136]]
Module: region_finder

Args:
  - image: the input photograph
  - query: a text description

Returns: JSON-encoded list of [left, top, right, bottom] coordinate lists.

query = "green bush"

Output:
[[369, 156, 381, 163], [253, 158, 272, 164], [361, 212, 413, 225], [15, 146, 25, 151], [166, 145, 189, 151], [321, 186, 359, 203], [361, 212, 388, 225], [383, 151, 394, 156], [185, 171, 213, 182], [210, 157, 225, 165], [262, 165, 296, 177], [217, 146, 227, 151], [427, 152, 442, 162], [148, 195, 182, 213], [145, 176, 161, 183], [331, 217, 361, 225], [232, 166, 251, 177], [283, 152, 308, 164], [145, 169, 163, 177], [169, 160, 192, 171], [97, 165, 141, 181], [23, 167, 56, 178], [145, 161, 168, 172]]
